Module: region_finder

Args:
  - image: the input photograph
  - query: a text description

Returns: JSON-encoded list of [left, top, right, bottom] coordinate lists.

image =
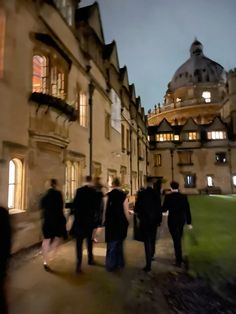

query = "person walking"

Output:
[[40, 179, 67, 271], [92, 177, 105, 243], [72, 176, 98, 273], [162, 181, 192, 267], [105, 178, 130, 272], [134, 177, 162, 272], [0, 206, 11, 314]]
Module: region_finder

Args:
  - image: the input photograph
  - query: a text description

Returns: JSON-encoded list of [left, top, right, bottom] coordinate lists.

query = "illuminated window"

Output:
[[8, 158, 23, 211], [207, 131, 226, 140], [54, 0, 73, 26], [105, 112, 111, 140], [32, 55, 48, 93], [0, 10, 6, 78], [188, 132, 197, 140], [215, 152, 227, 164], [174, 134, 180, 141], [78, 92, 87, 127], [184, 174, 196, 188], [233, 176, 236, 186], [207, 175, 214, 187], [51, 65, 65, 99], [178, 151, 193, 165], [202, 91, 211, 103], [156, 133, 174, 142], [154, 154, 161, 167], [65, 161, 79, 201]]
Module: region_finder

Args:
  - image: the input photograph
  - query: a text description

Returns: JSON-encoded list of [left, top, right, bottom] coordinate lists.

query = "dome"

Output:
[[170, 40, 227, 91]]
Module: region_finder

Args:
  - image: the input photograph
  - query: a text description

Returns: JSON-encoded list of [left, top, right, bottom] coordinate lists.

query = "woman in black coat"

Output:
[[105, 178, 130, 272], [40, 179, 67, 271]]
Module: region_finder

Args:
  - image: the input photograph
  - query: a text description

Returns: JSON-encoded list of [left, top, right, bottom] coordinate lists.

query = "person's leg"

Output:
[[106, 241, 118, 271], [117, 240, 125, 269], [50, 236, 62, 260], [42, 238, 51, 268], [150, 226, 158, 259], [170, 227, 182, 266], [0, 279, 8, 314], [143, 237, 152, 271], [86, 229, 94, 264], [76, 236, 83, 272]]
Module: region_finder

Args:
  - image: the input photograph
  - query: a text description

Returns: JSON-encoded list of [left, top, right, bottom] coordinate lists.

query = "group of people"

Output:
[[40, 176, 192, 274], [135, 178, 192, 272], [40, 176, 130, 273]]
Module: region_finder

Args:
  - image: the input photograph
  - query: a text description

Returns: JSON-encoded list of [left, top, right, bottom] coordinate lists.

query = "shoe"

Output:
[[43, 264, 51, 272], [142, 266, 151, 272]]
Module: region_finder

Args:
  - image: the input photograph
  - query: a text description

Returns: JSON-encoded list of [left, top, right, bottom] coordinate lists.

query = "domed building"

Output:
[[148, 40, 236, 194]]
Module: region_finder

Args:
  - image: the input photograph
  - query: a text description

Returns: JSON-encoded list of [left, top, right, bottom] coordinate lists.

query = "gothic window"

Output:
[[184, 174, 196, 188], [51, 65, 65, 99], [0, 10, 5, 78], [187, 132, 197, 141], [32, 55, 48, 93], [207, 131, 226, 140], [156, 133, 174, 142], [154, 154, 161, 167], [207, 175, 214, 187], [65, 161, 79, 201], [178, 151, 193, 165], [8, 158, 23, 211], [215, 152, 227, 164], [78, 92, 87, 127]]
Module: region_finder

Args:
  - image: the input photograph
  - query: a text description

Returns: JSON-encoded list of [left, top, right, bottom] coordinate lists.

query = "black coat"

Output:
[[105, 189, 128, 242], [72, 185, 98, 238], [0, 207, 11, 280], [134, 187, 162, 238], [162, 191, 192, 228], [40, 188, 67, 239]]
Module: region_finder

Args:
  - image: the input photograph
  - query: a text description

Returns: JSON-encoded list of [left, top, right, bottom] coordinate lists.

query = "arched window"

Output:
[[8, 158, 23, 210], [65, 161, 72, 201], [75, 89, 87, 127], [32, 55, 48, 93], [65, 161, 79, 201]]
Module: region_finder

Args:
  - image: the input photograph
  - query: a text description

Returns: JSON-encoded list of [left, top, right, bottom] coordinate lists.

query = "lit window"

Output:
[[176, 97, 181, 103], [184, 174, 196, 188], [0, 10, 6, 79], [32, 55, 48, 93], [8, 158, 23, 211], [215, 152, 227, 164], [147, 135, 150, 141], [207, 175, 214, 187], [154, 154, 161, 167], [207, 131, 226, 140], [174, 134, 179, 141], [156, 133, 174, 142], [65, 161, 79, 201], [233, 176, 236, 186], [54, 0, 73, 26], [51, 65, 65, 99], [78, 92, 87, 127], [202, 91, 211, 103], [188, 132, 197, 140], [105, 112, 111, 140]]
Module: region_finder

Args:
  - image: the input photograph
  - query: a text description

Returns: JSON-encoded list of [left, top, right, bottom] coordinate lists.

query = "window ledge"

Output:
[[9, 208, 26, 215]]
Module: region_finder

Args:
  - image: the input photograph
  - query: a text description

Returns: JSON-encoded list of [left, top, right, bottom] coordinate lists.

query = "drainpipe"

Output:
[[130, 128, 133, 196], [88, 81, 95, 177]]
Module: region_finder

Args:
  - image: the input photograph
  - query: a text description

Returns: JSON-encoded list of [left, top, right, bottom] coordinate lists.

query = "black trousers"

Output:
[[143, 225, 158, 270], [76, 229, 94, 270], [169, 224, 184, 264]]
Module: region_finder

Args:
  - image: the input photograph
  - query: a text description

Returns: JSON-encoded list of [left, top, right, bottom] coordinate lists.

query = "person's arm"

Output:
[[123, 197, 130, 221]]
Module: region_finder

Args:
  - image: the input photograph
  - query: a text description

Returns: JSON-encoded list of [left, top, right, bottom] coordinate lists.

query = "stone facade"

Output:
[[0, 0, 148, 252]]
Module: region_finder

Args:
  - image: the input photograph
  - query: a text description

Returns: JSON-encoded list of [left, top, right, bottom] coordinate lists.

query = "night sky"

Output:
[[80, 0, 236, 113]]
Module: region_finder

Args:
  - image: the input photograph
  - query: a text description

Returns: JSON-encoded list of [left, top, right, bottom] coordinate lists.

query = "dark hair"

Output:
[[112, 177, 120, 187], [50, 179, 57, 187], [85, 175, 92, 182], [170, 181, 179, 190]]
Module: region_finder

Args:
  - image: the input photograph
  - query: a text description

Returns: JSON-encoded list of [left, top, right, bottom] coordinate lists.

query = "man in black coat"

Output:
[[72, 176, 98, 273], [0, 206, 11, 314], [162, 181, 192, 267], [134, 178, 162, 272]]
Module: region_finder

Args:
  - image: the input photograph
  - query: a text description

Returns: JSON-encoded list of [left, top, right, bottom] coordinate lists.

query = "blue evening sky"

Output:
[[80, 0, 236, 113]]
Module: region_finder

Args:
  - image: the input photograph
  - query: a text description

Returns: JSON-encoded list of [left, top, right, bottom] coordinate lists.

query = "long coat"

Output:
[[134, 187, 162, 240], [0, 207, 11, 280], [105, 189, 128, 242], [72, 185, 98, 238], [162, 191, 192, 229], [40, 188, 67, 239]]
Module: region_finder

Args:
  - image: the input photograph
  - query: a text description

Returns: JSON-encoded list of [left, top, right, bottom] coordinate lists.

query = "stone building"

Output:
[[0, 0, 148, 252], [148, 40, 236, 195]]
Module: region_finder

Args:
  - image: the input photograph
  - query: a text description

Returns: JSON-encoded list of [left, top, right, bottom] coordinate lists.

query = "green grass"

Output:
[[183, 195, 236, 283]]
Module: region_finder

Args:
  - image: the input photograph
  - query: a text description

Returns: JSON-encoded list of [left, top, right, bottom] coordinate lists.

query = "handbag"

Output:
[[133, 214, 144, 242]]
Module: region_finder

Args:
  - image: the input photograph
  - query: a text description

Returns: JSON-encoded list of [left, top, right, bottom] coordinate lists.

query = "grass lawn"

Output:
[[183, 194, 236, 283]]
